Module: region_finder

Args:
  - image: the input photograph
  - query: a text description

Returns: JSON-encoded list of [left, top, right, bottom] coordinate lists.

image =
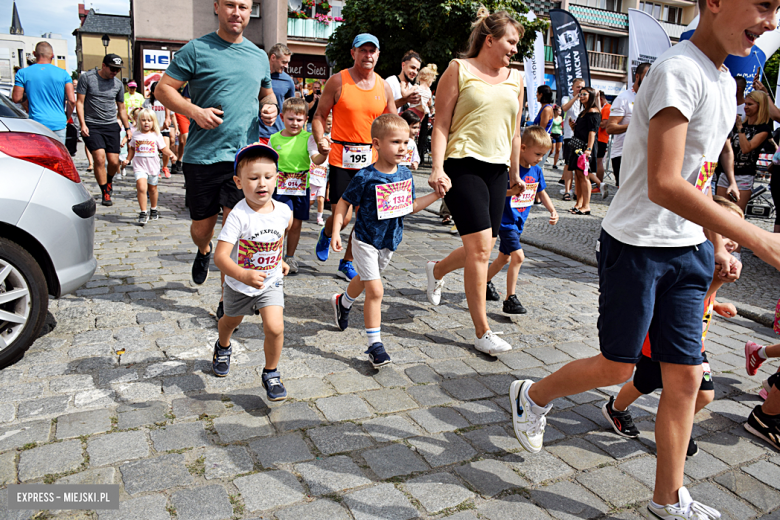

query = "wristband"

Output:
[[738, 127, 745, 134], [124, 127, 130, 131]]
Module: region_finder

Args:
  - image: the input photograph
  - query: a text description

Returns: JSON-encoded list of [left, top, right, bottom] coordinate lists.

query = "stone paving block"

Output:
[[531, 480, 611, 520], [373, 367, 412, 388], [120, 453, 194, 495], [50, 374, 96, 393], [404, 365, 442, 383], [547, 410, 599, 436], [463, 357, 511, 375], [429, 359, 478, 379], [683, 450, 730, 480], [463, 424, 522, 453], [213, 413, 273, 443], [456, 459, 530, 496], [116, 401, 168, 429], [547, 437, 612, 471], [526, 346, 573, 365], [705, 399, 755, 424], [163, 374, 207, 394], [479, 374, 516, 395], [569, 390, 605, 405], [171, 396, 226, 420], [18, 439, 83, 481], [408, 432, 477, 468], [577, 466, 651, 507], [0, 382, 47, 403], [308, 422, 374, 455], [249, 433, 314, 468], [362, 415, 423, 443], [274, 499, 351, 520], [282, 377, 335, 399], [17, 395, 70, 419], [744, 460, 780, 490], [314, 394, 371, 422], [363, 443, 428, 479], [0, 450, 16, 485], [226, 389, 270, 413], [477, 494, 551, 520], [114, 382, 162, 402], [441, 378, 494, 401], [584, 430, 649, 460], [57, 467, 115, 485], [404, 471, 475, 513], [361, 388, 418, 414], [56, 409, 112, 439], [698, 431, 768, 466], [295, 455, 371, 496], [150, 422, 209, 452], [619, 456, 691, 490], [88, 430, 150, 467], [715, 470, 780, 513], [98, 368, 138, 386], [204, 445, 254, 479], [326, 371, 381, 393], [343, 483, 418, 520], [689, 482, 758, 520], [0, 402, 15, 423], [498, 351, 545, 371], [453, 400, 508, 425], [408, 406, 469, 433], [0, 420, 51, 451], [98, 494, 169, 520], [407, 385, 453, 407], [171, 485, 233, 520]]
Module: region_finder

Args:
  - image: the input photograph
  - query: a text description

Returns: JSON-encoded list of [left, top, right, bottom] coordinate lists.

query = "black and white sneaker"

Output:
[[687, 437, 699, 458], [745, 404, 780, 450], [601, 396, 640, 438], [212, 340, 231, 377], [503, 295, 527, 315], [330, 293, 350, 331], [192, 243, 212, 285], [486, 281, 501, 301], [261, 369, 288, 401], [366, 342, 392, 368], [137, 211, 149, 225], [150, 209, 159, 220]]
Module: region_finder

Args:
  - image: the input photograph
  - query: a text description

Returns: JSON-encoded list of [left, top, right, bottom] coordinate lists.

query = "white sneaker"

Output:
[[285, 256, 299, 274], [646, 486, 721, 519], [317, 217, 325, 226], [509, 379, 551, 453], [425, 261, 444, 306], [474, 330, 512, 356], [600, 182, 609, 199]]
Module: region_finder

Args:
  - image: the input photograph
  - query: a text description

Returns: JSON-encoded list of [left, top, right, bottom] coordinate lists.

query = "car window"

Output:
[[0, 93, 28, 118]]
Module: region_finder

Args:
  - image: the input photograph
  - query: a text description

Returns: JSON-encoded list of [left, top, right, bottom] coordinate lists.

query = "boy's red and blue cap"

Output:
[[234, 142, 279, 174]]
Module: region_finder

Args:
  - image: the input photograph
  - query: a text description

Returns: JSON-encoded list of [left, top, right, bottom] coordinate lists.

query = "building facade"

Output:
[[73, 4, 132, 81]]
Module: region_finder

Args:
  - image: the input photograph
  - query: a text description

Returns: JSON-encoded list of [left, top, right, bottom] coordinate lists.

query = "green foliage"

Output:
[[327, 0, 549, 78], [764, 51, 779, 96]]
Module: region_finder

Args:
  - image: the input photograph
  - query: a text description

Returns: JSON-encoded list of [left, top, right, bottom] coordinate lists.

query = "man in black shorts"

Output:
[[76, 54, 131, 206]]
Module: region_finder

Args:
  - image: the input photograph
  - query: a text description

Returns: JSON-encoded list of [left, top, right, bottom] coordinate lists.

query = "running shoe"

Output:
[[449, 224, 459, 235], [552, 165, 558, 170], [315, 227, 331, 262], [330, 293, 350, 331], [212, 340, 232, 377], [474, 331, 512, 356], [557, 178, 565, 185], [486, 281, 501, 301], [192, 243, 212, 285], [745, 404, 780, 450], [285, 256, 299, 274], [101, 188, 113, 207], [745, 340, 766, 376], [426, 261, 444, 306], [338, 259, 357, 281], [510, 379, 551, 453], [107, 182, 113, 195], [261, 369, 287, 401], [687, 437, 699, 458], [601, 396, 640, 438], [115, 171, 123, 181], [600, 182, 609, 199], [366, 342, 392, 368], [137, 211, 148, 226], [503, 295, 527, 315], [150, 209, 159, 221], [317, 217, 325, 226], [646, 486, 720, 519], [162, 166, 171, 178]]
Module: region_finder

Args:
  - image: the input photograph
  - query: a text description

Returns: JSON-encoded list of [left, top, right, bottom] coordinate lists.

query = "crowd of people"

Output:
[[11, 0, 780, 518]]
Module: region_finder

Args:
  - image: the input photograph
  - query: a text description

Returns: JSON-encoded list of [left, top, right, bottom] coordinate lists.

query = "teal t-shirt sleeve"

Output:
[[165, 41, 197, 82], [260, 52, 272, 89]]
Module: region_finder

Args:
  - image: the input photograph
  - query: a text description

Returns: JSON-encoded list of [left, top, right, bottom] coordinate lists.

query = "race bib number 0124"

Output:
[[237, 237, 283, 271], [510, 182, 539, 209], [277, 171, 307, 196], [342, 144, 371, 169], [376, 179, 413, 220]]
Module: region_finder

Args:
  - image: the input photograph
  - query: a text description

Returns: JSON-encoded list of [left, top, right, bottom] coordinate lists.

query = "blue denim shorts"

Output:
[[498, 225, 523, 255], [596, 228, 714, 366]]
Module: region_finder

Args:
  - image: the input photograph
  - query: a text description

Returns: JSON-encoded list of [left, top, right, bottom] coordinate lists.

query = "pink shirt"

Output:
[[130, 131, 166, 176]]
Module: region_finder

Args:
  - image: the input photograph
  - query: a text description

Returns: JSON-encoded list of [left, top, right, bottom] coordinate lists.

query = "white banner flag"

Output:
[[524, 10, 546, 125], [628, 8, 671, 81]]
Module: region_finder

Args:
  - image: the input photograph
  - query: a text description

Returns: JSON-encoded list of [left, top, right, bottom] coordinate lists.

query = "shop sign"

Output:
[[288, 55, 329, 79]]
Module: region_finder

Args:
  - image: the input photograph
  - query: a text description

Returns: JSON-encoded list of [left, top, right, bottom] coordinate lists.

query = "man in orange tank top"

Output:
[[310, 34, 396, 280]]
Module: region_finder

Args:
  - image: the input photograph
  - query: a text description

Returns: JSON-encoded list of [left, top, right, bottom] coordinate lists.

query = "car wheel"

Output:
[[0, 237, 49, 368]]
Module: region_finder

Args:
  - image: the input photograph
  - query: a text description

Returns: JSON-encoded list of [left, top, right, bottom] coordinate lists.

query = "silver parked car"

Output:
[[0, 94, 97, 368]]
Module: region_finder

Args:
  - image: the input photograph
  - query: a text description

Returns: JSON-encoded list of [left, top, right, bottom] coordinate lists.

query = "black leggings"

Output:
[[612, 157, 622, 187], [443, 157, 507, 237], [772, 168, 780, 226]]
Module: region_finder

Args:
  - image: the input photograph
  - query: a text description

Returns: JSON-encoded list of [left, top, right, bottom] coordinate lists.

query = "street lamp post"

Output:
[[102, 34, 110, 55]]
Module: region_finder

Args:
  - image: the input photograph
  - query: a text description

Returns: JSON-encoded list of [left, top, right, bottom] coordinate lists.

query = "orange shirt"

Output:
[[598, 103, 611, 143], [330, 70, 387, 169], [641, 292, 715, 358]]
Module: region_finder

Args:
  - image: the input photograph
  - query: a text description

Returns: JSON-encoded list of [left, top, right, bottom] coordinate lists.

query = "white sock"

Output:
[[366, 327, 381, 346], [317, 212, 323, 219], [341, 291, 355, 309], [759, 346, 768, 359], [151, 206, 157, 211]]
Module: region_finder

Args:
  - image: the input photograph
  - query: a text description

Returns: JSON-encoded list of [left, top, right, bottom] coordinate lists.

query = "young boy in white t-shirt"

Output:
[[213, 144, 293, 402], [510, 1, 780, 518], [308, 114, 331, 226]]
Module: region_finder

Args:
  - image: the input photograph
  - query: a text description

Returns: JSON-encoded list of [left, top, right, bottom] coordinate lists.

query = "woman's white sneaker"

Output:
[[510, 379, 551, 453], [474, 331, 512, 356], [646, 486, 721, 519], [425, 261, 444, 306]]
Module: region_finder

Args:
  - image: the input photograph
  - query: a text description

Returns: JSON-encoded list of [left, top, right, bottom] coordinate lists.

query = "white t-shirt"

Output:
[[563, 99, 582, 140], [602, 40, 736, 248], [129, 131, 166, 176], [385, 75, 403, 113], [307, 133, 329, 187], [218, 199, 292, 297], [400, 139, 421, 167], [608, 89, 636, 158]]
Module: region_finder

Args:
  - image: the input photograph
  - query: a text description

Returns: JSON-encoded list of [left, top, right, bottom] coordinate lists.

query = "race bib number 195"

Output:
[[342, 144, 371, 169]]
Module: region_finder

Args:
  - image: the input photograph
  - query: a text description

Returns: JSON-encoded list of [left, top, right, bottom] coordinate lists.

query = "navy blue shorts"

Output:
[[273, 189, 310, 221], [551, 134, 563, 144], [596, 228, 714, 366], [498, 226, 522, 255]]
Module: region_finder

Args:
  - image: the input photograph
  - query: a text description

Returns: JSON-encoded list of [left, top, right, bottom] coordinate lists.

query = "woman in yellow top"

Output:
[[425, 8, 525, 356]]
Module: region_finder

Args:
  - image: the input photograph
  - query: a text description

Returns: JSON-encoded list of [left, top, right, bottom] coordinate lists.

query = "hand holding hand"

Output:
[[428, 168, 451, 198], [318, 137, 331, 155]]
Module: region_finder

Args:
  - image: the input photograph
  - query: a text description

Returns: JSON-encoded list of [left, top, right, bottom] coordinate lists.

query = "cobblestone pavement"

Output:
[[3, 149, 780, 519]]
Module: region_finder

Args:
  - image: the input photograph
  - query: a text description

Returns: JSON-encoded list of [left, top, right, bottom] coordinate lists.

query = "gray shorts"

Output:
[[352, 232, 393, 281], [717, 173, 754, 192], [223, 279, 284, 317]]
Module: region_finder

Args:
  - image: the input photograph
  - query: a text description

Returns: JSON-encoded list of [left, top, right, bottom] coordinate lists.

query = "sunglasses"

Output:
[[108, 67, 121, 73]]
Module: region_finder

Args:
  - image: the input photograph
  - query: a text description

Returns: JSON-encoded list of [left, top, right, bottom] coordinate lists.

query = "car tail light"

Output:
[[0, 132, 81, 183]]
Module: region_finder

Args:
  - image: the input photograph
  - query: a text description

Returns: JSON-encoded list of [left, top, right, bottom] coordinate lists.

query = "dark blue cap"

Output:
[[234, 142, 279, 174]]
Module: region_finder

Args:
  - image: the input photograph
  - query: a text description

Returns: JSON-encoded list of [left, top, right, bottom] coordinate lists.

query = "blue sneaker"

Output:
[[315, 227, 331, 262], [261, 369, 288, 401], [330, 293, 350, 331], [366, 342, 392, 368], [212, 340, 232, 377], [338, 259, 358, 281]]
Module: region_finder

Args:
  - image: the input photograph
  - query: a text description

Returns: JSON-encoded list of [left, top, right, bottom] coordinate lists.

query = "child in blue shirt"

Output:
[[486, 126, 558, 314], [329, 114, 442, 368]]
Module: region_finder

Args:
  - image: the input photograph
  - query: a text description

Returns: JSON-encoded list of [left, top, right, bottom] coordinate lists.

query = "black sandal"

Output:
[[562, 193, 571, 201], [573, 209, 591, 215], [441, 216, 453, 225]]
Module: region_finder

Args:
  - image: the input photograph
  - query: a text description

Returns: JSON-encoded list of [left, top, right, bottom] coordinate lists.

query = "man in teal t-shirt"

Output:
[[154, 0, 277, 323]]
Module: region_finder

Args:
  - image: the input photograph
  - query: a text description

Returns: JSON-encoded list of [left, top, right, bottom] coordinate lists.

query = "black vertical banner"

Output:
[[549, 9, 591, 102]]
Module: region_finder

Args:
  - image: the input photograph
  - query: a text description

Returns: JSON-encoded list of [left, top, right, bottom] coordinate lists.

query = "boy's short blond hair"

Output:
[[521, 125, 552, 151], [712, 195, 745, 219], [282, 97, 308, 116], [371, 113, 409, 139]]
